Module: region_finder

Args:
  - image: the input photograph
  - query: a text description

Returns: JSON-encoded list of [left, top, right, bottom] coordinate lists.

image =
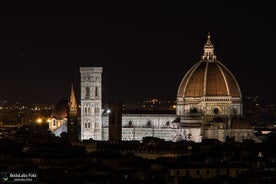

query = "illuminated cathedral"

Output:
[[49, 34, 260, 143]]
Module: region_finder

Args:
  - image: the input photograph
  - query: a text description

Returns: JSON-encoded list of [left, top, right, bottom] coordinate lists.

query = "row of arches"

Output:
[[123, 120, 171, 128]]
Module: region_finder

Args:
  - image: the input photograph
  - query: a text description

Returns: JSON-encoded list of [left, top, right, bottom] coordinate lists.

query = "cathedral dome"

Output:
[[177, 34, 241, 98], [51, 98, 69, 120], [231, 117, 252, 129]]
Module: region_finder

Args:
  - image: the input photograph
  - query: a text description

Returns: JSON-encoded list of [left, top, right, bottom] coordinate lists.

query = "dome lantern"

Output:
[[202, 33, 216, 61]]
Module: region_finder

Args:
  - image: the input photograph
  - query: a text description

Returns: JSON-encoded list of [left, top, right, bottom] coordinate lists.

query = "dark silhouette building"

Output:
[[108, 102, 122, 140]]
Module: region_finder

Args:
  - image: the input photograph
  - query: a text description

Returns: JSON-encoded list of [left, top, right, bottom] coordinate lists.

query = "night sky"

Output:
[[0, 2, 275, 105]]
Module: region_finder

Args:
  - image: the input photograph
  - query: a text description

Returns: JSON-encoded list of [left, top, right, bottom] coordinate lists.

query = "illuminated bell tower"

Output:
[[80, 66, 103, 140]]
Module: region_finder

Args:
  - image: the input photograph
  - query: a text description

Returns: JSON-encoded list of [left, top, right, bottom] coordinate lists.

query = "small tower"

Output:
[[80, 66, 103, 140], [67, 84, 79, 141]]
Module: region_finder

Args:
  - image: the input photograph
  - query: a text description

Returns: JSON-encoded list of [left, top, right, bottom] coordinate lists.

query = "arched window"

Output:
[[147, 121, 151, 127], [52, 119, 56, 127]]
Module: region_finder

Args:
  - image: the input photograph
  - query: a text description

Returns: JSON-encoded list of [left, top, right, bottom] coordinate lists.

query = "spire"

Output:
[[202, 32, 216, 61], [69, 84, 78, 115]]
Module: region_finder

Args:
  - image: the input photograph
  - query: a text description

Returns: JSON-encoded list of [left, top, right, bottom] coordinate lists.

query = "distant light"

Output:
[[106, 109, 111, 114], [47, 119, 51, 123], [173, 105, 176, 109], [36, 118, 42, 124], [261, 130, 271, 135]]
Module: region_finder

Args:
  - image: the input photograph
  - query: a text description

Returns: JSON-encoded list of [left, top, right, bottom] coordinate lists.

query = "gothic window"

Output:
[[87, 122, 91, 128], [95, 107, 99, 114], [166, 121, 170, 126], [52, 119, 56, 127], [84, 123, 87, 128], [233, 107, 237, 115], [85, 87, 90, 98], [84, 106, 91, 114], [147, 121, 151, 127], [95, 87, 98, 97]]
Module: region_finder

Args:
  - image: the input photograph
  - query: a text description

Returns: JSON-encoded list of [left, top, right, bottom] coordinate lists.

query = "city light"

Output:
[[36, 118, 42, 124]]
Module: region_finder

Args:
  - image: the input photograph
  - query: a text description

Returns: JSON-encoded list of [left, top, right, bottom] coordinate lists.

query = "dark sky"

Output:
[[0, 1, 275, 105]]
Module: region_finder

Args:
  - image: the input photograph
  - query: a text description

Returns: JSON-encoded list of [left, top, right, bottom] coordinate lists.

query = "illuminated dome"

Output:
[[176, 33, 243, 120], [177, 34, 241, 98], [231, 117, 252, 129], [51, 98, 69, 120]]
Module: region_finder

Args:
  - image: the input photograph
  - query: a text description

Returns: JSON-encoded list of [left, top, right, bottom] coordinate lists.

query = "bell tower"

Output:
[[68, 84, 79, 141], [80, 66, 103, 140]]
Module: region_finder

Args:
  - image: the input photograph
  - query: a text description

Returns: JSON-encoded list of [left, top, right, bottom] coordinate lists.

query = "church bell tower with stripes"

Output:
[[80, 66, 103, 140]]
